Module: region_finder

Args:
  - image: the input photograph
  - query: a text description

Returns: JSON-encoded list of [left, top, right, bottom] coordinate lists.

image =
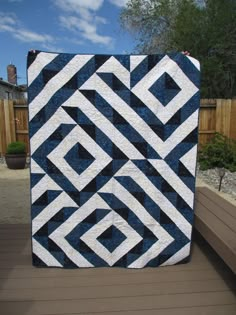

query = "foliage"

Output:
[[7, 141, 26, 155], [121, 0, 236, 98], [198, 133, 236, 172]]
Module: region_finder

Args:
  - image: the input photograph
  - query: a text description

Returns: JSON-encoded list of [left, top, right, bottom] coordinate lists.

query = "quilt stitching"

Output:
[[28, 51, 200, 268]]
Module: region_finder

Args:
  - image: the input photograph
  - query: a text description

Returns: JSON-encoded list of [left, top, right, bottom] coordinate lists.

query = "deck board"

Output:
[[2, 268, 232, 290], [196, 191, 236, 233], [1, 291, 236, 315], [197, 187, 236, 219], [0, 225, 235, 315], [195, 187, 236, 273], [0, 279, 232, 301]]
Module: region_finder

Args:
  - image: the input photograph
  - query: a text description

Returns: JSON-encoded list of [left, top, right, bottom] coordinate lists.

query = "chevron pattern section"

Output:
[[28, 51, 200, 268]]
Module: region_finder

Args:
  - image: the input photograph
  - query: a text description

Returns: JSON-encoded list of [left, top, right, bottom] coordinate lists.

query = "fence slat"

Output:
[[0, 100, 6, 156], [14, 102, 29, 153], [216, 99, 232, 138], [199, 99, 217, 146], [230, 99, 236, 140], [8, 99, 16, 143]]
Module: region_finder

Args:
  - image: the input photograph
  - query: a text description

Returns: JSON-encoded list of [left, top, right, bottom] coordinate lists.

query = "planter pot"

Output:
[[5, 153, 27, 169]]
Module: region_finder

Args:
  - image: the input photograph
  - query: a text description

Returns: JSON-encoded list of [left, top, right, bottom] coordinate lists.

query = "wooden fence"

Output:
[[0, 99, 29, 155], [0, 98, 236, 156], [199, 99, 236, 146]]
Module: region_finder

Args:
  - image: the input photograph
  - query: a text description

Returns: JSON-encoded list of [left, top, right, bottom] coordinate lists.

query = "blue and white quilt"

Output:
[[28, 51, 200, 268]]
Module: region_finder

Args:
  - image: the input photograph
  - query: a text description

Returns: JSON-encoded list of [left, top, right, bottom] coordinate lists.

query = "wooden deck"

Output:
[[0, 224, 235, 315]]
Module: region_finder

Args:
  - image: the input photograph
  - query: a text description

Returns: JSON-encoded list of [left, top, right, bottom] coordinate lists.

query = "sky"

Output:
[[0, 0, 135, 84]]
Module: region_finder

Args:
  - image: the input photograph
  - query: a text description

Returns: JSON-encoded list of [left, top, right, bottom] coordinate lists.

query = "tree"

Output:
[[121, 0, 236, 98]]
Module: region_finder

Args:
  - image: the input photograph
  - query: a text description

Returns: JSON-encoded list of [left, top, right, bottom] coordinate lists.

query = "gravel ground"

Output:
[[196, 165, 236, 201]]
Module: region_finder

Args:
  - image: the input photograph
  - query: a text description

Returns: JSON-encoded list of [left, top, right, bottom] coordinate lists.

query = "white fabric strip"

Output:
[[130, 55, 147, 72], [96, 56, 130, 88], [80, 211, 142, 266], [161, 110, 199, 158], [47, 125, 112, 192], [131, 55, 198, 124], [28, 52, 58, 86], [161, 242, 191, 266], [29, 54, 94, 120], [32, 238, 62, 267], [49, 194, 110, 267], [80, 74, 165, 158], [99, 178, 174, 268], [32, 191, 78, 235], [31, 159, 45, 174], [180, 144, 198, 176], [148, 159, 194, 208], [31, 174, 62, 204], [30, 107, 76, 154], [62, 90, 145, 160], [115, 161, 192, 239]]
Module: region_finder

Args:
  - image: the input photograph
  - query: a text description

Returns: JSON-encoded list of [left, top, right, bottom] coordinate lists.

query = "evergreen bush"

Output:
[[6, 141, 26, 155], [198, 133, 236, 172]]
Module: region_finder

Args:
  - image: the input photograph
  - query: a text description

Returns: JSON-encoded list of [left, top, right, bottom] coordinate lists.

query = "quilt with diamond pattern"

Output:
[[28, 51, 200, 268]]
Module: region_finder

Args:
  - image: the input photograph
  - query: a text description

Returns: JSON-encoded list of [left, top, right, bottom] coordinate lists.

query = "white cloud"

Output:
[[55, 0, 113, 47], [53, 0, 105, 23], [59, 15, 112, 45], [77, 19, 112, 45], [109, 0, 129, 7], [54, 0, 104, 16], [0, 11, 56, 46], [13, 30, 54, 43], [42, 43, 64, 53], [0, 24, 15, 32], [95, 16, 107, 24], [0, 13, 16, 26], [0, 12, 17, 31], [63, 37, 84, 45]]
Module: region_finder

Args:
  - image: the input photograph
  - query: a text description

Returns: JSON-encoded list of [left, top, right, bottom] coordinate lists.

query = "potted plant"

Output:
[[5, 141, 27, 169]]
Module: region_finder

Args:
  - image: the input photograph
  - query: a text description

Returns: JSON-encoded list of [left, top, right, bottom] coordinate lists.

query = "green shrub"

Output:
[[6, 141, 26, 154], [198, 133, 236, 172]]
